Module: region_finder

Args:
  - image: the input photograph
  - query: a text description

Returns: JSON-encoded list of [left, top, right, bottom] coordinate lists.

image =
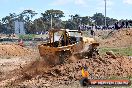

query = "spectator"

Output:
[[121, 21, 125, 28], [128, 21, 132, 28], [92, 24, 94, 29], [126, 21, 129, 28], [107, 24, 109, 29], [90, 29, 95, 37], [115, 22, 120, 30]]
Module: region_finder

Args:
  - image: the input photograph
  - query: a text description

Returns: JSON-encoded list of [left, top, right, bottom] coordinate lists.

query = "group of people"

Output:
[[114, 21, 130, 30], [89, 21, 131, 37]]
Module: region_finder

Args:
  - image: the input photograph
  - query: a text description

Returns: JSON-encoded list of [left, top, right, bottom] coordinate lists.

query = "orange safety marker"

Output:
[[18, 39, 24, 47], [81, 68, 89, 78]]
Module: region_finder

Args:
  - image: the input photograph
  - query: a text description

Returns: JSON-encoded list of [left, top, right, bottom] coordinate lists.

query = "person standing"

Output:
[[107, 24, 109, 29], [121, 21, 125, 28], [91, 24, 94, 30], [126, 21, 129, 28], [90, 29, 95, 38], [115, 22, 118, 30]]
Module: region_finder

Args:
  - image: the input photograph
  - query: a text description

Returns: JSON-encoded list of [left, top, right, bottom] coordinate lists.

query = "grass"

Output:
[[18, 34, 48, 40], [99, 46, 132, 56], [19, 34, 36, 40]]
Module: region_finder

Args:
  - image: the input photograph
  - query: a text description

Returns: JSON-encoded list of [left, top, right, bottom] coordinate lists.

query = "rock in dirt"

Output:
[[106, 51, 116, 59]]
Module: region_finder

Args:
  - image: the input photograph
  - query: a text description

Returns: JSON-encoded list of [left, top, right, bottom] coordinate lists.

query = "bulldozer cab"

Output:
[[47, 29, 69, 47], [66, 29, 83, 43], [46, 29, 83, 47]]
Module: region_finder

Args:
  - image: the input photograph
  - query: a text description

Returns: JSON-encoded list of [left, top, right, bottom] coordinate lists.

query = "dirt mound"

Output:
[[100, 29, 132, 47], [0, 44, 33, 57], [41, 56, 132, 80], [1, 55, 132, 87]]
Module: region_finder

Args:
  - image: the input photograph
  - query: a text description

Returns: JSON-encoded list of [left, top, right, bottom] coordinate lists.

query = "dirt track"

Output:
[[0, 29, 132, 88]]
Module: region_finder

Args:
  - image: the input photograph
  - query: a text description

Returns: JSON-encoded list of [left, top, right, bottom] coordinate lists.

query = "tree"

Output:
[[73, 14, 81, 24], [92, 13, 105, 25], [106, 18, 117, 25], [19, 10, 37, 21], [67, 14, 81, 30], [33, 17, 47, 33], [18, 10, 37, 33], [42, 9, 64, 18], [65, 21, 76, 30], [0, 20, 3, 33], [81, 16, 93, 25], [41, 9, 64, 29], [2, 14, 15, 33]]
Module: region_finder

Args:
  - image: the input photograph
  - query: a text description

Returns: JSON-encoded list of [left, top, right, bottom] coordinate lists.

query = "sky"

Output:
[[0, 0, 132, 21]]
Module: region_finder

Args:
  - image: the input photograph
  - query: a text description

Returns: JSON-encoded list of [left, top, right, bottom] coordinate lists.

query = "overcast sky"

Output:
[[0, 0, 132, 20]]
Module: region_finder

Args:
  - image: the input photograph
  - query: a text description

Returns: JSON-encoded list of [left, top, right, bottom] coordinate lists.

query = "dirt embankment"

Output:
[[0, 44, 36, 58], [0, 55, 132, 88], [100, 29, 132, 47]]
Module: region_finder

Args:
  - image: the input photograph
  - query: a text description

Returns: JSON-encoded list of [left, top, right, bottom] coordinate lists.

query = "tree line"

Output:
[[0, 9, 131, 34]]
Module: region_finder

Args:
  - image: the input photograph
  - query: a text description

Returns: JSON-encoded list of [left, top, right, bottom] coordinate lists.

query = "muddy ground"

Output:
[[0, 29, 132, 88]]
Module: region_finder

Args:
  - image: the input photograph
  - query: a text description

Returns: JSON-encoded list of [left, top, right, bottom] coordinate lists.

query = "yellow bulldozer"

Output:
[[38, 29, 99, 65]]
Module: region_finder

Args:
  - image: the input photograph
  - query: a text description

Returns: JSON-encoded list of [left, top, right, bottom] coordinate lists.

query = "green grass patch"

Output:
[[99, 46, 132, 56], [19, 34, 36, 40]]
